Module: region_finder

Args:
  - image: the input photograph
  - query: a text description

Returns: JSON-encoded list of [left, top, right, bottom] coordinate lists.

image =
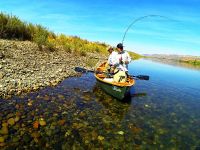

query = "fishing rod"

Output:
[[121, 15, 175, 45]]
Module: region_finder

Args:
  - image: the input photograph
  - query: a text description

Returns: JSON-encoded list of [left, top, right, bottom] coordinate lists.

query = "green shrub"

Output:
[[46, 41, 56, 52], [129, 51, 142, 60], [63, 44, 72, 53], [0, 12, 141, 57], [0, 13, 32, 40], [33, 25, 49, 48], [80, 50, 87, 56]]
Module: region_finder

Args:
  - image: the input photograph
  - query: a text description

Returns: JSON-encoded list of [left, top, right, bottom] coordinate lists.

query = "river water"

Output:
[[0, 59, 200, 149]]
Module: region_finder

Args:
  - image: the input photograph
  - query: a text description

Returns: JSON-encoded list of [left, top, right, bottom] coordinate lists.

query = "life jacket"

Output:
[[113, 69, 127, 83]]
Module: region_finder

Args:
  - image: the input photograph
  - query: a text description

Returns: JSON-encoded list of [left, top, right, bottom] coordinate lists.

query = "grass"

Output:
[[128, 51, 142, 60], [179, 58, 200, 66], [0, 12, 142, 58]]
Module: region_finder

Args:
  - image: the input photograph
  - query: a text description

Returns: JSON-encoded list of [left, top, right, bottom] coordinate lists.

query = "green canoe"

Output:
[[94, 62, 135, 100]]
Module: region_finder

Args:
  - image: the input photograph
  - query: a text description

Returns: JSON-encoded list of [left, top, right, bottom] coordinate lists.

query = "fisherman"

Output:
[[116, 43, 131, 72], [107, 46, 118, 73], [113, 43, 132, 83]]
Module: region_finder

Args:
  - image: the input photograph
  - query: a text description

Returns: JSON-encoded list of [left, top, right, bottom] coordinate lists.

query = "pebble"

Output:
[[33, 121, 39, 129], [0, 72, 5, 79], [117, 131, 124, 135], [28, 102, 33, 107], [144, 104, 150, 108], [14, 116, 20, 122], [0, 137, 4, 143], [39, 118, 46, 126], [7, 118, 15, 126], [98, 135, 105, 141], [0, 126, 8, 135]]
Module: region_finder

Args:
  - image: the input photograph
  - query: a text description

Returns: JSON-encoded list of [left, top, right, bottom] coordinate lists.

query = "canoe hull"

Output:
[[96, 79, 131, 100], [94, 62, 135, 100]]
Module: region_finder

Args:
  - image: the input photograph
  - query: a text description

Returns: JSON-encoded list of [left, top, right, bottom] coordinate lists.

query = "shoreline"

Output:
[[145, 57, 200, 70], [0, 39, 106, 99], [145, 55, 200, 66]]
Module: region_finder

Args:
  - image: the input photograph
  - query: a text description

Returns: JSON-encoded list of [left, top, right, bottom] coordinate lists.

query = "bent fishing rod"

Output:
[[121, 14, 175, 45]]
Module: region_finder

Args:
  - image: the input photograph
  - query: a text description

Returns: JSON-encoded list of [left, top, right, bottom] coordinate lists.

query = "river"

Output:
[[0, 59, 200, 149]]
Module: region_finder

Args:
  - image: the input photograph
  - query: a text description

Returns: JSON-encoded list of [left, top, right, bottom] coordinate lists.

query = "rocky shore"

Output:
[[0, 39, 106, 99]]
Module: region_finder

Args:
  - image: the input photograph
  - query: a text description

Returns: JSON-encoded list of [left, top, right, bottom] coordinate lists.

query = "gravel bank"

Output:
[[0, 39, 106, 99]]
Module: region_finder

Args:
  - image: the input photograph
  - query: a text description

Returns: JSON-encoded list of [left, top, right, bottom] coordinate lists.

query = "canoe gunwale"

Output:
[[94, 74, 134, 87], [94, 62, 135, 87]]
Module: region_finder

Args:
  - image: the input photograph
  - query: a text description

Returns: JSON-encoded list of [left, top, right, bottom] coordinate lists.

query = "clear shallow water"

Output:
[[0, 59, 200, 149]]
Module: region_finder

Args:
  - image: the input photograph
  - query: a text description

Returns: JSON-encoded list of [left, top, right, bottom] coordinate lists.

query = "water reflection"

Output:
[[92, 84, 131, 118], [146, 58, 200, 71], [132, 92, 147, 97], [0, 73, 135, 149]]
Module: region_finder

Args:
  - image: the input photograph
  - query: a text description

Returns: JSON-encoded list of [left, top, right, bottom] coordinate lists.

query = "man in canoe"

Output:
[[116, 43, 131, 72], [107, 46, 118, 73], [112, 43, 131, 83]]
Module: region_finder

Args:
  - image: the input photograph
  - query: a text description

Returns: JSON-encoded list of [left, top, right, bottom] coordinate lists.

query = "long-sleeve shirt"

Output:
[[116, 51, 132, 72], [108, 51, 119, 66]]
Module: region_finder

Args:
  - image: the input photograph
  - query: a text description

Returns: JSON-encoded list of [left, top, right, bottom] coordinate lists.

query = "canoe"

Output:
[[94, 62, 135, 100]]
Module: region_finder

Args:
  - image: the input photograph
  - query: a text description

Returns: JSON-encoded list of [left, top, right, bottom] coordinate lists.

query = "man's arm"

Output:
[[125, 52, 131, 64]]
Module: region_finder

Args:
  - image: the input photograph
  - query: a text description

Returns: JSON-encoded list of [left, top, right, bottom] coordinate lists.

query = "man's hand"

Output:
[[119, 60, 123, 64], [125, 61, 129, 64]]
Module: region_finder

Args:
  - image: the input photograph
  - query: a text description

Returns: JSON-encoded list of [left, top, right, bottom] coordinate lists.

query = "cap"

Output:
[[116, 43, 123, 49]]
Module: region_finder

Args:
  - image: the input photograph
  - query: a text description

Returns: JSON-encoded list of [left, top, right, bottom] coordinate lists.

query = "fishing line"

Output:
[[121, 15, 175, 45]]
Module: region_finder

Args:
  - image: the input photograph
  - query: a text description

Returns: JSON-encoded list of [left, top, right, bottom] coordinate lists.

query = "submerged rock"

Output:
[[0, 137, 5, 143], [0, 126, 9, 135], [117, 131, 124, 135], [97, 135, 104, 141], [7, 118, 15, 126], [33, 121, 39, 129], [39, 118, 46, 126]]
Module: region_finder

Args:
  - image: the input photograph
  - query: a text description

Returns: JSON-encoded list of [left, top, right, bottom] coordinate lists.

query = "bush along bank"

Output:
[[0, 12, 141, 58], [0, 12, 108, 55]]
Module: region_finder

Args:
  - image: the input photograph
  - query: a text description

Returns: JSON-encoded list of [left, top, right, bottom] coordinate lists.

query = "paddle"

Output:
[[75, 67, 95, 73], [74, 67, 149, 80], [129, 75, 149, 80]]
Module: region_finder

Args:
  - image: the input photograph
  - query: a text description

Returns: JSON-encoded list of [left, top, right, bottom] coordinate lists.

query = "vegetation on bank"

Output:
[[179, 58, 200, 66], [0, 12, 141, 58], [146, 54, 200, 67], [128, 51, 142, 60]]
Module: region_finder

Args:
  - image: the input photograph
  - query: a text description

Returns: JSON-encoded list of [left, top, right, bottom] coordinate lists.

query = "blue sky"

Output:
[[1, 0, 200, 56]]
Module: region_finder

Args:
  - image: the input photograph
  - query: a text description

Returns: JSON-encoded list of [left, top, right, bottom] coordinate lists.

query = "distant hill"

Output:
[[145, 54, 200, 66]]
